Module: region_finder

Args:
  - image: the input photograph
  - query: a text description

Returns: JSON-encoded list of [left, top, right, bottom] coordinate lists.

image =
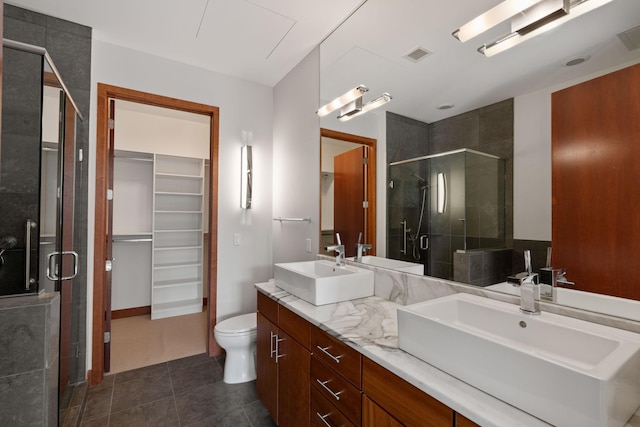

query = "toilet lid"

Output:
[[215, 312, 256, 334]]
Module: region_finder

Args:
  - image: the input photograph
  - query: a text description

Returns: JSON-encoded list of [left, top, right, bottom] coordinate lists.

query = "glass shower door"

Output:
[[387, 159, 430, 272]]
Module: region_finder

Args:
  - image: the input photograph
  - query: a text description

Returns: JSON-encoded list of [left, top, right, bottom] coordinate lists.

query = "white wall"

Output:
[[513, 91, 552, 241], [87, 40, 274, 371], [114, 102, 211, 159], [272, 48, 321, 263]]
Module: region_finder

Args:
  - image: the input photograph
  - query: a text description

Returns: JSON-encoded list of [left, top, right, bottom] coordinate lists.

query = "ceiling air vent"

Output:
[[404, 46, 431, 63], [617, 25, 640, 51]]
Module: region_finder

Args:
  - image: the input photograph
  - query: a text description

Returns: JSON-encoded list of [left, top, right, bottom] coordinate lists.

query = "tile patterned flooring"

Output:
[[59, 353, 276, 427]]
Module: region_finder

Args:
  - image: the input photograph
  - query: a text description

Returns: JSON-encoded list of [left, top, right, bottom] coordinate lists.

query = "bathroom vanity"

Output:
[[256, 276, 640, 427], [256, 289, 478, 426]]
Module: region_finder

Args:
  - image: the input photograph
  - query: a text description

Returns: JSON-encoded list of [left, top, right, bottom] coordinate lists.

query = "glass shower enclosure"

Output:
[[388, 149, 505, 280]]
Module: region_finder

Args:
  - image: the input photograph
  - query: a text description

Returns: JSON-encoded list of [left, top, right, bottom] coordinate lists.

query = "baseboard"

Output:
[[112, 306, 150, 319], [112, 298, 208, 319]]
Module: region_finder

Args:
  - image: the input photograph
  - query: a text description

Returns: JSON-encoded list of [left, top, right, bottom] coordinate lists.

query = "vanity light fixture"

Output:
[[338, 93, 392, 122], [453, 0, 546, 42], [437, 172, 446, 213], [241, 131, 252, 209], [476, 0, 614, 57], [316, 85, 368, 117]]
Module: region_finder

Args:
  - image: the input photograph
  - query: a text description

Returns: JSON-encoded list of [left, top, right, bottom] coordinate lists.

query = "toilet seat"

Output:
[[215, 312, 256, 335]]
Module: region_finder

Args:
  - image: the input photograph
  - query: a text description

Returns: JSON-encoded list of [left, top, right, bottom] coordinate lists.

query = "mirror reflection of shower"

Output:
[[408, 173, 429, 261], [388, 148, 505, 280]]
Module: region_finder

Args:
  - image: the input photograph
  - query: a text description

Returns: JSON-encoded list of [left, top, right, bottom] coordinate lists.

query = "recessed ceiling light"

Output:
[[565, 56, 590, 67], [437, 104, 454, 110]]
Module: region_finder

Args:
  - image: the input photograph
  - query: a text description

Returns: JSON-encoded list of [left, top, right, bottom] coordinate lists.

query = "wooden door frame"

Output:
[[91, 84, 220, 385], [320, 128, 376, 254]]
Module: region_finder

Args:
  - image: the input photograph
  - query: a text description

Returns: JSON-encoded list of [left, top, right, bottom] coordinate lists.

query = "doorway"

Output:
[[92, 84, 220, 385], [320, 128, 376, 256]]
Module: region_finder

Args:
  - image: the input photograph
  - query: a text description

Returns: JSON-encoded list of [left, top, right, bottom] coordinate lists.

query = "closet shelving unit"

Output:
[[152, 154, 204, 319]]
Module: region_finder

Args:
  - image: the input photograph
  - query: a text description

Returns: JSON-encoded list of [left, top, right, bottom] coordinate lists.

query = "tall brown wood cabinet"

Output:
[[256, 292, 311, 426]]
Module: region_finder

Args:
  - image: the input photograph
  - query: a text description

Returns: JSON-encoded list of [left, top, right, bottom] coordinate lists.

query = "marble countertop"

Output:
[[256, 281, 640, 427]]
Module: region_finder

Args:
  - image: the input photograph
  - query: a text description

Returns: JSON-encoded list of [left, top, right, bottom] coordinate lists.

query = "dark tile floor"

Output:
[[62, 353, 276, 427]]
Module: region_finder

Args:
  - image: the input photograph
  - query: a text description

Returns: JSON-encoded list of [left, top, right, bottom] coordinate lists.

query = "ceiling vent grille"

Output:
[[617, 25, 640, 51], [404, 47, 432, 63]]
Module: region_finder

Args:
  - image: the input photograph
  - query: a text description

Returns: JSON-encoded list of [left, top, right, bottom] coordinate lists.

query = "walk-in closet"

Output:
[[110, 100, 211, 372]]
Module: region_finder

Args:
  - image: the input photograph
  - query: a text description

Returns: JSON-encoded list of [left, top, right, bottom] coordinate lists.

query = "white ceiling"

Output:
[[5, 0, 366, 86], [6, 0, 640, 122], [320, 0, 640, 123]]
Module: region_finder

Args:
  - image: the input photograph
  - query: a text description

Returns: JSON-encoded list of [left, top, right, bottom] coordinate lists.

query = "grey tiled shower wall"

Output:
[[387, 100, 549, 279], [3, 5, 92, 384], [0, 293, 60, 426]]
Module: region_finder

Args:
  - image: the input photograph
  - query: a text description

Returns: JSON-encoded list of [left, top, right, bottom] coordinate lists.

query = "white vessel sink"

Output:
[[352, 255, 424, 275], [274, 260, 374, 305], [397, 293, 640, 427]]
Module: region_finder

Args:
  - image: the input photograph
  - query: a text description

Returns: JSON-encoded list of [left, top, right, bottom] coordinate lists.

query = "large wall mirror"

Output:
[[319, 0, 640, 320]]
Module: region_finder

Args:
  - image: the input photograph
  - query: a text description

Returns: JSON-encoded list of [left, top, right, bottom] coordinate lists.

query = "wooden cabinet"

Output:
[[311, 387, 356, 427], [311, 325, 362, 388], [310, 324, 363, 426], [362, 396, 403, 427], [256, 290, 481, 427], [362, 357, 454, 427], [256, 312, 278, 420], [256, 292, 311, 426], [455, 413, 480, 427]]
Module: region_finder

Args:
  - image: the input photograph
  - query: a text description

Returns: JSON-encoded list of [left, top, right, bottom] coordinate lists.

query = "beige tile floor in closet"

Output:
[[110, 310, 207, 373]]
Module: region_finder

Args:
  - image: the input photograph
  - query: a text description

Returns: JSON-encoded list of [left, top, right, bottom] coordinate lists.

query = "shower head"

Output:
[[411, 173, 426, 183], [411, 173, 430, 190], [0, 235, 17, 252], [0, 235, 17, 266]]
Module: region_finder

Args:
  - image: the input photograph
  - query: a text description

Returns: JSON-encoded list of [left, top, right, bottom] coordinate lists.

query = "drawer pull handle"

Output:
[[316, 379, 342, 401], [316, 345, 342, 364], [316, 411, 333, 427]]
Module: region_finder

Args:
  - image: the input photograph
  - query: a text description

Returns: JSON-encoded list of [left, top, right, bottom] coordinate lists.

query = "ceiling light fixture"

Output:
[[565, 55, 590, 66], [338, 93, 392, 122], [316, 85, 368, 117], [477, 0, 614, 57], [453, 0, 546, 42]]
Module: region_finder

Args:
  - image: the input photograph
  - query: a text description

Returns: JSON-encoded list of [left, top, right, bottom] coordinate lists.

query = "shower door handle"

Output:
[[400, 221, 408, 255], [420, 235, 429, 250], [25, 219, 37, 290], [47, 251, 79, 281]]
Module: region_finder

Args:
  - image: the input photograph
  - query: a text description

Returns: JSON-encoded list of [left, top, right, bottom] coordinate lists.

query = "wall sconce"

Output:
[[241, 131, 252, 209], [317, 85, 368, 117], [452, 0, 546, 42], [454, 0, 612, 57], [338, 93, 392, 122], [437, 172, 446, 214], [317, 85, 392, 121]]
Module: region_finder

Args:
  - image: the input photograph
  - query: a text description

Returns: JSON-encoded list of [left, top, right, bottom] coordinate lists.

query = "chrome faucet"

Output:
[[325, 233, 345, 267], [355, 232, 372, 262], [539, 248, 575, 302], [508, 250, 540, 315]]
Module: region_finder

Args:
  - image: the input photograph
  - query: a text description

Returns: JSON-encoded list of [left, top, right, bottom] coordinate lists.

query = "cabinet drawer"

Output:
[[456, 413, 481, 427], [311, 357, 361, 425], [311, 387, 356, 427], [363, 357, 454, 427], [279, 304, 311, 350], [257, 291, 278, 324], [311, 326, 362, 388]]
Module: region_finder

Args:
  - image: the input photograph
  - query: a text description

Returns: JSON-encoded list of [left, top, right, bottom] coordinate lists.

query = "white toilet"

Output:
[[214, 312, 257, 384]]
